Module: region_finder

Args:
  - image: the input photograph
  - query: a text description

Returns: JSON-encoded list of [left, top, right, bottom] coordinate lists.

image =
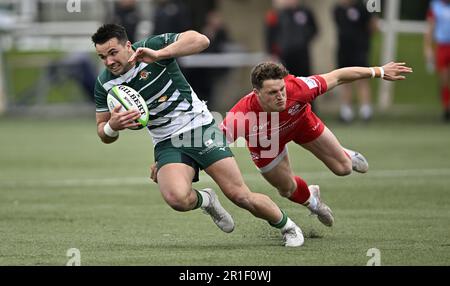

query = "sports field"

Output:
[[1, 111, 449, 266]]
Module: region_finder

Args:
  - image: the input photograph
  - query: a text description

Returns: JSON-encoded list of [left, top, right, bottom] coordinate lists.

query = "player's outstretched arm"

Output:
[[128, 30, 210, 65], [321, 62, 413, 91]]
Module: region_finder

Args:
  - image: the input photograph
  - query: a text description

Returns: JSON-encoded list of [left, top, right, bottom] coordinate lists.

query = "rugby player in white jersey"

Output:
[[91, 24, 305, 247]]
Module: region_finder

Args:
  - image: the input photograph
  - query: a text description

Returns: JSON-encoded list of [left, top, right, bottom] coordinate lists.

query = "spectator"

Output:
[[187, 10, 232, 106], [334, 0, 378, 123], [425, 0, 450, 122], [202, 10, 230, 54], [265, 0, 318, 111], [47, 53, 97, 103], [152, 0, 191, 35], [109, 0, 140, 43], [152, 0, 193, 98]]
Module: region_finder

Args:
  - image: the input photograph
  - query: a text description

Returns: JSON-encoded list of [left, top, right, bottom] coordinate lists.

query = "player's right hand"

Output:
[[128, 47, 160, 65], [109, 104, 141, 130], [381, 62, 413, 81], [150, 162, 158, 183]]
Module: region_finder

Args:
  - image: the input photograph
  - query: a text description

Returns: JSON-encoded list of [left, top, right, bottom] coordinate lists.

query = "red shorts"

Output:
[[436, 44, 450, 71], [248, 108, 325, 172]]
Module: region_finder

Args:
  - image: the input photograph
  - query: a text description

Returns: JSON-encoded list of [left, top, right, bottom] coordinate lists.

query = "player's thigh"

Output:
[[157, 163, 195, 201], [204, 157, 250, 200], [439, 67, 450, 85], [436, 45, 450, 85], [261, 153, 296, 191], [301, 126, 348, 166]]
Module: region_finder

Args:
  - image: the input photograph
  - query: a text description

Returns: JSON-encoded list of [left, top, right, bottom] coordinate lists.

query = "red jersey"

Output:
[[221, 74, 327, 144], [220, 74, 328, 169]]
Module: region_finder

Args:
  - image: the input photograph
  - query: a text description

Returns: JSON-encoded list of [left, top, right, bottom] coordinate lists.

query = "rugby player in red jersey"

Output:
[[220, 61, 412, 226]]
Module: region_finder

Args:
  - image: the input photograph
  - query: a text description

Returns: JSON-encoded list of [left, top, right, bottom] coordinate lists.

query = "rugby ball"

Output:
[[107, 85, 149, 130]]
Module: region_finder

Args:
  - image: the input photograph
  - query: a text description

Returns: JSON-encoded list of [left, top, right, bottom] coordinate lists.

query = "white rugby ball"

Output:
[[107, 85, 149, 130]]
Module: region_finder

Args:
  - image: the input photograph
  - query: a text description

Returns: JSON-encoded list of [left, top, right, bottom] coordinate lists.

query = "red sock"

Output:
[[288, 176, 311, 205], [442, 87, 450, 109]]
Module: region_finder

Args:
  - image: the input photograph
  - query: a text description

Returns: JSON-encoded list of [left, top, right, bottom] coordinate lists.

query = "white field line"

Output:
[[1, 168, 450, 189]]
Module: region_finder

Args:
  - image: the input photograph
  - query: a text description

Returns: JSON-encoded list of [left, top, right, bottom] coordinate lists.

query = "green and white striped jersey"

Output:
[[94, 33, 213, 145]]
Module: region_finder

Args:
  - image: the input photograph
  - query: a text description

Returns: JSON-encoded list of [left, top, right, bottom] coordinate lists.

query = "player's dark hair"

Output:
[[251, 62, 289, 90], [91, 24, 129, 46]]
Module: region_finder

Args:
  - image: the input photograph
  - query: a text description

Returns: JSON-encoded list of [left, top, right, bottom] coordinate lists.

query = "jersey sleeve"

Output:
[[220, 99, 249, 144], [133, 33, 180, 66], [94, 77, 109, 113], [288, 75, 328, 103]]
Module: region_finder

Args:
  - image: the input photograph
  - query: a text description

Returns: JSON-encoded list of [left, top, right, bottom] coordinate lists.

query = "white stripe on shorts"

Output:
[[258, 146, 288, 173]]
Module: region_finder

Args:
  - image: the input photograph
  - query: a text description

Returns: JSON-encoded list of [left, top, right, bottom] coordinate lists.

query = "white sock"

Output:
[[198, 190, 211, 208], [280, 218, 296, 233]]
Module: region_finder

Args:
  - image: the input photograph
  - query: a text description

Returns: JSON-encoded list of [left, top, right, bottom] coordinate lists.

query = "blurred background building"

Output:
[[0, 0, 437, 120]]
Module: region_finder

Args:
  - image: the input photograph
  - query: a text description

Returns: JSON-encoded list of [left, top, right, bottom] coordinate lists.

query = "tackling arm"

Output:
[[321, 62, 413, 91]]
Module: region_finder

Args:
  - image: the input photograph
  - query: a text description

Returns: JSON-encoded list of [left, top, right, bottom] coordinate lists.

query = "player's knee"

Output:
[[278, 188, 292, 198], [229, 192, 251, 209], [226, 187, 252, 209], [441, 76, 450, 86], [167, 199, 193, 212], [276, 179, 296, 198], [219, 180, 252, 209], [163, 190, 194, 212], [332, 159, 352, 176]]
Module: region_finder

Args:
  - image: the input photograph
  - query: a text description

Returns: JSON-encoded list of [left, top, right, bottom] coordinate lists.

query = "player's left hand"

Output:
[[128, 47, 160, 65], [382, 62, 413, 81], [149, 162, 158, 184]]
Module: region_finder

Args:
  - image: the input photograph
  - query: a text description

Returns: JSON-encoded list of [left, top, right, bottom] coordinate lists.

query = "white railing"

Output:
[[378, 0, 427, 110]]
